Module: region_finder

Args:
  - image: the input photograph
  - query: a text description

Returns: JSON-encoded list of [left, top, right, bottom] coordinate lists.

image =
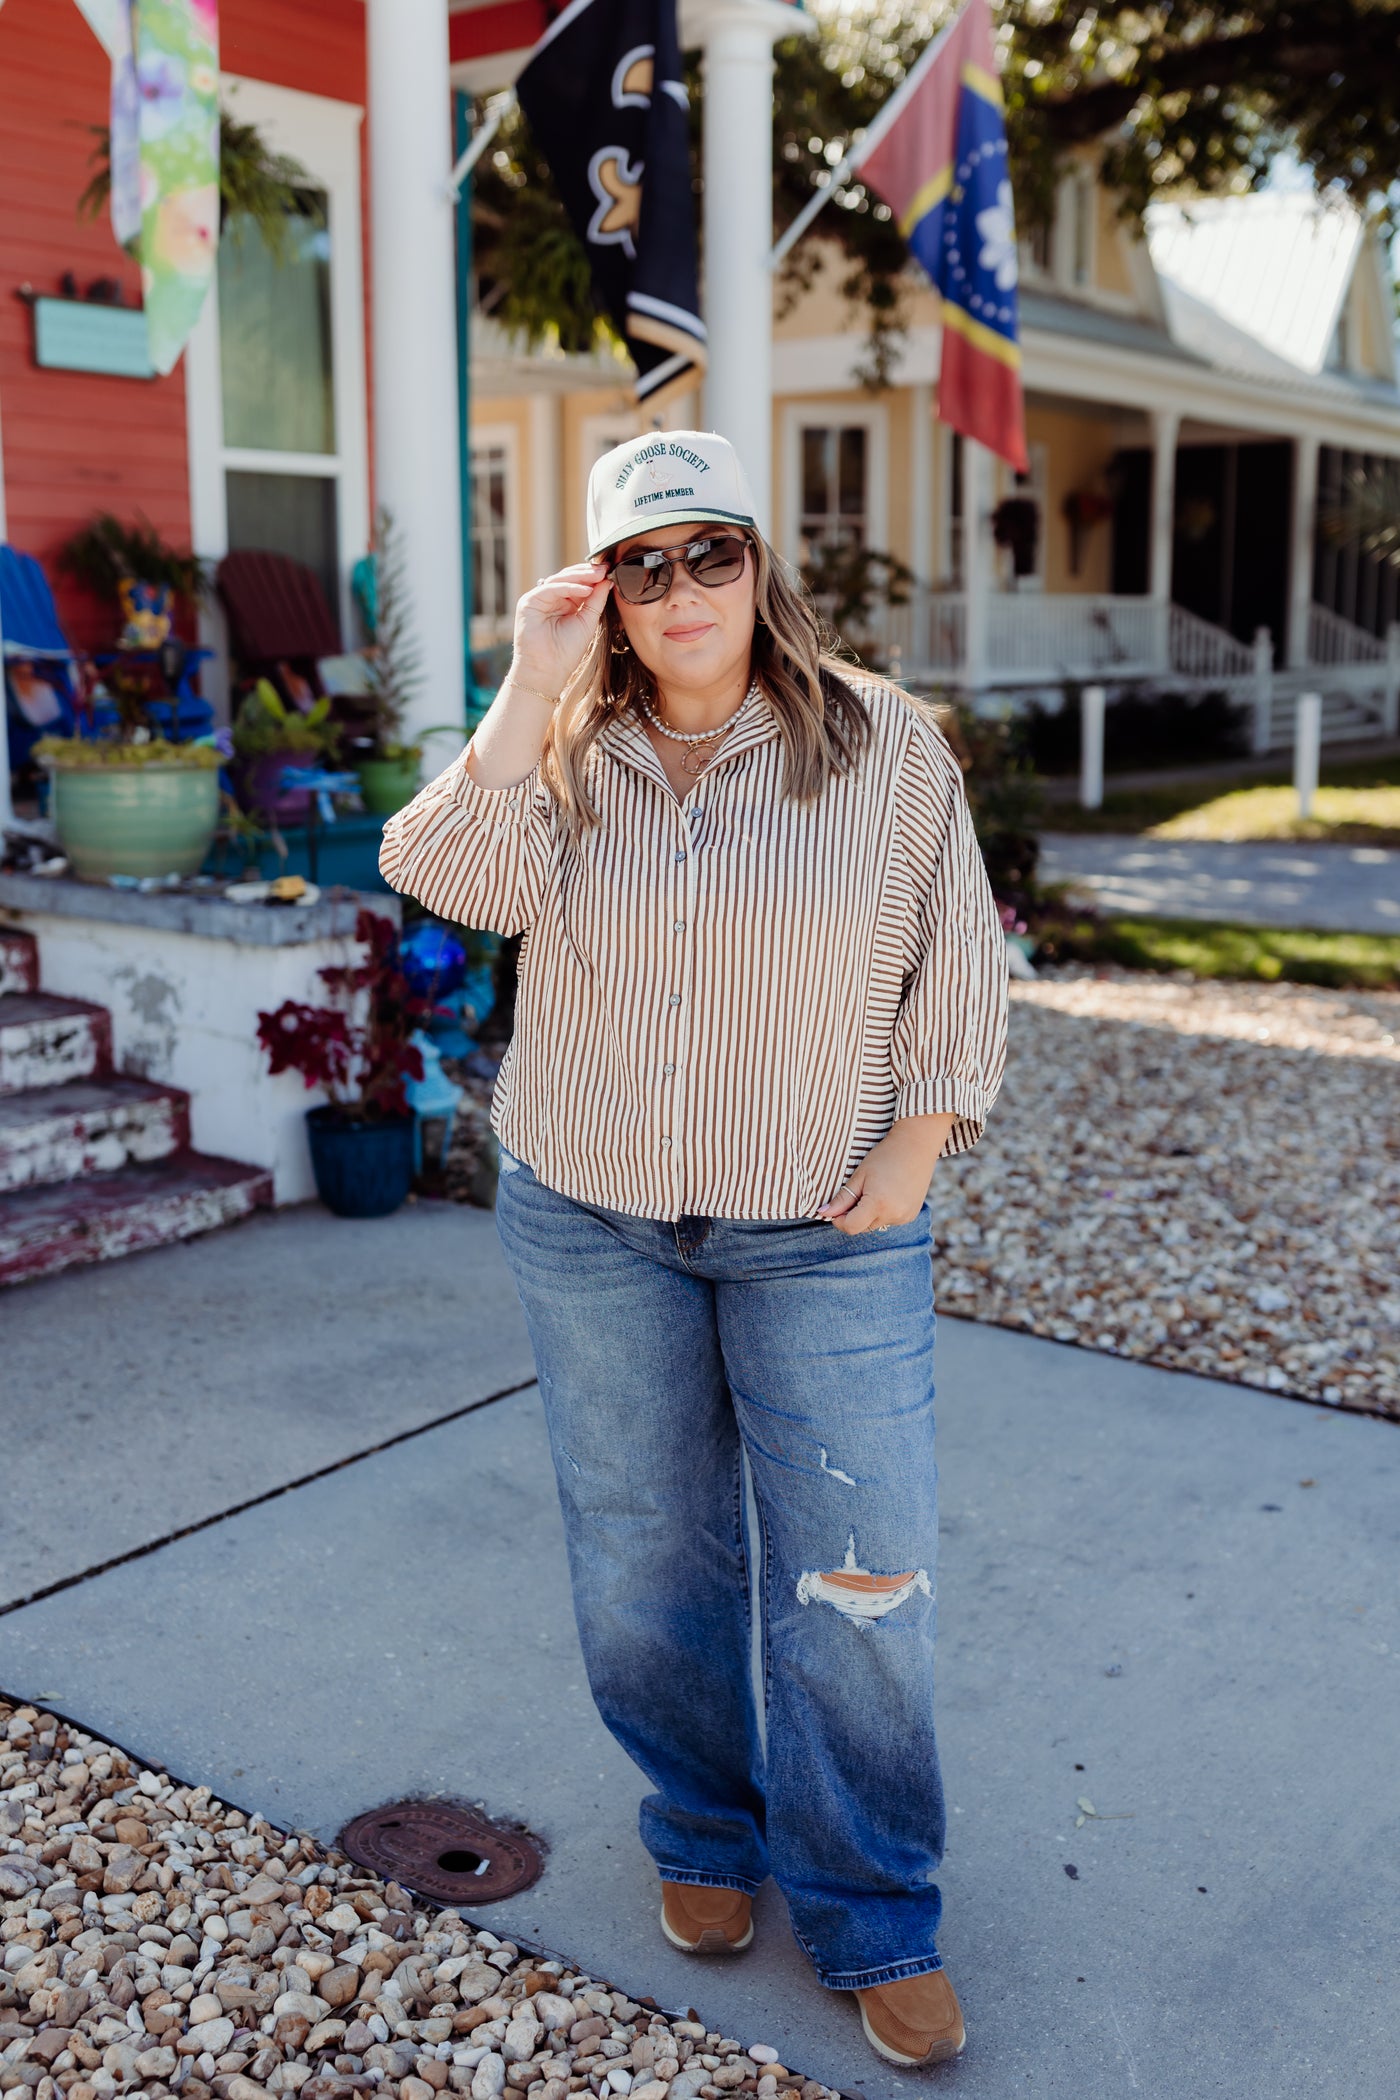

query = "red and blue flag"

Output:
[[853, 0, 1027, 473]]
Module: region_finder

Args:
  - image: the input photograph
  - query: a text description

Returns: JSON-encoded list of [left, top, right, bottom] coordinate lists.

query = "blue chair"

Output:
[[1, 545, 81, 775]]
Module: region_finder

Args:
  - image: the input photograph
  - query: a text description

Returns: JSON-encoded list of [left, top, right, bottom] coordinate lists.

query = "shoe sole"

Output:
[[659, 1908, 755, 1956], [858, 1997, 965, 2066]]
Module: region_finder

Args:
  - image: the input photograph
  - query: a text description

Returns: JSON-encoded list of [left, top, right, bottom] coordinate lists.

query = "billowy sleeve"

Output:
[[888, 722, 1009, 1155], [378, 745, 556, 935]]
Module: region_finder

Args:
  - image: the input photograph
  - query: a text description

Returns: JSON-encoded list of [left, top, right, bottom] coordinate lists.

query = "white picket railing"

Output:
[[1307, 602, 1387, 665], [1166, 602, 1256, 679]]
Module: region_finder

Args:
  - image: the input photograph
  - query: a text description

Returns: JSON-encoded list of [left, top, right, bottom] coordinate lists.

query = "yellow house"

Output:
[[468, 173, 1400, 751]]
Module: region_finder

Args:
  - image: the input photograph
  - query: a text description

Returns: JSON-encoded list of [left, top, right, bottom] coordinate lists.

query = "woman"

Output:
[[381, 431, 1007, 2069]]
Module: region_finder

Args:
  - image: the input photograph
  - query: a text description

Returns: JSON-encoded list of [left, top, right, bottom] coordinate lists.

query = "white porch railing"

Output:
[[874, 592, 1399, 751], [1166, 603, 1256, 680], [884, 590, 1244, 684], [1307, 602, 1387, 665]]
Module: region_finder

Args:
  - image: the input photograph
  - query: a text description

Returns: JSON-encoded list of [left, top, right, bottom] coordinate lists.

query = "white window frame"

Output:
[[469, 422, 520, 647], [780, 401, 889, 570], [185, 76, 369, 713]]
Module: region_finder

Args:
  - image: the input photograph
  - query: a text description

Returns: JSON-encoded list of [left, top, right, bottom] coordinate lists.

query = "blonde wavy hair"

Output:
[[538, 531, 910, 834]]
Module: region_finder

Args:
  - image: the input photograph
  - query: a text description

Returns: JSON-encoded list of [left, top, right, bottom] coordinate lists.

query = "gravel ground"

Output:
[[0, 1701, 836, 2100], [928, 967, 1400, 1420]]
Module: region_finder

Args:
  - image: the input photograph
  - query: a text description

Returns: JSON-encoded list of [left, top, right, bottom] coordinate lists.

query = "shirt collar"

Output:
[[599, 683, 781, 787]]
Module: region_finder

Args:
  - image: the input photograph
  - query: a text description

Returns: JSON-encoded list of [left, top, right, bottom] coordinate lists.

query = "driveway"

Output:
[[3, 1203, 1397, 2098], [1039, 834, 1400, 933]]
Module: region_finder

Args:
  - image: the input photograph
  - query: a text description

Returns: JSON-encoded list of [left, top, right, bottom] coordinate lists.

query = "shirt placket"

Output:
[[659, 794, 700, 1212]]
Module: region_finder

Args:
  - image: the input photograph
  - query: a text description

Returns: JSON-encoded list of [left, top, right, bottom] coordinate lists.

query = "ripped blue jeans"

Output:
[[493, 1149, 946, 1990]]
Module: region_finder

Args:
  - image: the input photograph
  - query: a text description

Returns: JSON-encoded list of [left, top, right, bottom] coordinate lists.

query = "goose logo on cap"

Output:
[[587, 429, 757, 557]]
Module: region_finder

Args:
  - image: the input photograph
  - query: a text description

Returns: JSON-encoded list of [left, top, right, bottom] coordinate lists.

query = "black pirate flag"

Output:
[[516, 0, 705, 406]]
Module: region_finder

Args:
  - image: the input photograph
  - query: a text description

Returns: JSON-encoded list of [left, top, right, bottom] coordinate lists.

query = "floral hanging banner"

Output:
[[135, 0, 221, 374], [71, 0, 220, 372], [72, 2, 141, 247]]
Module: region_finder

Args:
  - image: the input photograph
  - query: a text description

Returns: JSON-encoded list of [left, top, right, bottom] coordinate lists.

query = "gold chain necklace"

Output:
[[638, 686, 755, 776]]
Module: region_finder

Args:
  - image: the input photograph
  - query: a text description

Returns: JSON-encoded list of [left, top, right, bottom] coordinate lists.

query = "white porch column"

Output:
[[1148, 408, 1179, 612], [1287, 432, 1320, 668], [367, 0, 466, 755], [527, 393, 564, 583], [693, 0, 812, 535], [963, 436, 993, 691], [908, 383, 933, 670]]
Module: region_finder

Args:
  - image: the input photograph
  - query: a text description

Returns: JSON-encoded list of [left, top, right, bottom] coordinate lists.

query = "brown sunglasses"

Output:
[[607, 533, 751, 604]]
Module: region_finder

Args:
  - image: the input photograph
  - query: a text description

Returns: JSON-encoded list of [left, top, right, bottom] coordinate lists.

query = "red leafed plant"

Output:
[[257, 909, 431, 1121]]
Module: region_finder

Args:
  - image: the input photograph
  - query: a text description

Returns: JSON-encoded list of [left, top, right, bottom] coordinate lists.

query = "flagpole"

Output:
[[446, 90, 515, 198], [767, 7, 963, 271]]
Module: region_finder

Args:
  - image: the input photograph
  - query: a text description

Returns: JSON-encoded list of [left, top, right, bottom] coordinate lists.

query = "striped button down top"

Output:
[[380, 680, 1008, 1221]]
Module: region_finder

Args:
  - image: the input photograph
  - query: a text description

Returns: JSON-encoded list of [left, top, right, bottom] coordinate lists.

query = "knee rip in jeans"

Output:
[[796, 1532, 933, 1621]]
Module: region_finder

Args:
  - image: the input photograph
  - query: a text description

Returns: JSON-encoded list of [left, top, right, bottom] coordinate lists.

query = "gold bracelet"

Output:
[[506, 674, 561, 706]]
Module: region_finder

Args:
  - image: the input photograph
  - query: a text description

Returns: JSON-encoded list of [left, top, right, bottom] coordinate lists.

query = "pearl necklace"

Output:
[[638, 685, 757, 776]]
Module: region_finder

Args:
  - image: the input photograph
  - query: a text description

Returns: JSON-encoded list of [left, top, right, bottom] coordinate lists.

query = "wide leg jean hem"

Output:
[[653, 1869, 766, 1897], [809, 1954, 946, 1992]]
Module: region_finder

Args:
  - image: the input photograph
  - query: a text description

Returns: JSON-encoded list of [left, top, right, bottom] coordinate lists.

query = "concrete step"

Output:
[[0, 1152, 274, 1287], [0, 931, 38, 997], [0, 1075, 191, 1195], [0, 993, 111, 1096]]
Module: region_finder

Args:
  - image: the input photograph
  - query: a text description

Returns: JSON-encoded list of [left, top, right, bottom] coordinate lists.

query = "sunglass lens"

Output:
[[688, 537, 747, 586], [612, 554, 670, 603]]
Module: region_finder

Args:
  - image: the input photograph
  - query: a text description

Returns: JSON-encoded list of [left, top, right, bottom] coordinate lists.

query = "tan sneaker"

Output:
[[856, 1969, 966, 2065], [659, 1881, 754, 1954]]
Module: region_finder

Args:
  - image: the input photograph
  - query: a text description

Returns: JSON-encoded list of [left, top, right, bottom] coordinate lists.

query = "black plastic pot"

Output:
[[306, 1106, 415, 1218]]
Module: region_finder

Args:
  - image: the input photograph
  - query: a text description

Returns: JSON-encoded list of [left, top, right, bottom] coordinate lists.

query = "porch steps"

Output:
[[0, 929, 38, 997], [0, 1154, 273, 1287], [1263, 686, 1389, 752], [0, 991, 113, 1095], [0, 1075, 191, 1195], [0, 934, 272, 1286]]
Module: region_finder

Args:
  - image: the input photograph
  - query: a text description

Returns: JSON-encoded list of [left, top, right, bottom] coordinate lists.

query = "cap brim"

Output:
[[590, 505, 757, 560]]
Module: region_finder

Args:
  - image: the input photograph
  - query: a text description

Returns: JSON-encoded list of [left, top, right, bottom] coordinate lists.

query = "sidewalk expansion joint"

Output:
[[0, 1376, 540, 1620]]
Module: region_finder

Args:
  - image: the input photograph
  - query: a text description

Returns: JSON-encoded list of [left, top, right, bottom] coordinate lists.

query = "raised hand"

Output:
[[510, 561, 612, 701]]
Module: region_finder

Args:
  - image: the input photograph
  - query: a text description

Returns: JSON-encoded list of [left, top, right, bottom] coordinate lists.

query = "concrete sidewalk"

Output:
[[3, 1204, 1398, 2098], [1039, 832, 1400, 933]]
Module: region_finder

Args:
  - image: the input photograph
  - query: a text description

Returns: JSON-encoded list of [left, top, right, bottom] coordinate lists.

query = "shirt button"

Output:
[[668, 993, 681, 1007], [675, 850, 686, 862], [673, 920, 686, 934], [660, 1137, 673, 1148], [663, 1063, 675, 1075]]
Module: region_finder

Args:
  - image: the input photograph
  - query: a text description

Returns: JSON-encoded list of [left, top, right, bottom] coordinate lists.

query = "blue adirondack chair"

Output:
[[1, 545, 81, 776]]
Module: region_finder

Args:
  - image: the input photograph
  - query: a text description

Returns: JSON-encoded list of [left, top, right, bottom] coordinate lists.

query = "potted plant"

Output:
[[34, 659, 222, 880], [354, 507, 425, 814], [57, 512, 207, 678], [257, 909, 432, 1218], [231, 678, 340, 823]]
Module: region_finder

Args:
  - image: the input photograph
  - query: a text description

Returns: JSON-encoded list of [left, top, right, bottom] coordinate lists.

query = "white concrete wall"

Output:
[[11, 913, 367, 1204]]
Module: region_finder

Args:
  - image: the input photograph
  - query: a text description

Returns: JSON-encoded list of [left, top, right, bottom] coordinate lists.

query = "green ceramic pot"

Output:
[[357, 754, 422, 815], [51, 763, 221, 882]]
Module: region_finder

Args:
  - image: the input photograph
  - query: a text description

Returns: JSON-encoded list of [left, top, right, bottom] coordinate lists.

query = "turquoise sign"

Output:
[[32, 298, 155, 379]]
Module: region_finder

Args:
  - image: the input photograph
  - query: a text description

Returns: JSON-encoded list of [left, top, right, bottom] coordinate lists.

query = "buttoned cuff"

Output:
[[449, 742, 545, 826]]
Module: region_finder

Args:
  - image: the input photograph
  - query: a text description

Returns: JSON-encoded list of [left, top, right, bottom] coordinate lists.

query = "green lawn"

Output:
[[1042, 915, 1400, 991], [1044, 755, 1400, 844]]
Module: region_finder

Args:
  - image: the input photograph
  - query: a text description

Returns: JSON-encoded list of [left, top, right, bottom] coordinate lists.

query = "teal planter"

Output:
[[52, 763, 221, 882]]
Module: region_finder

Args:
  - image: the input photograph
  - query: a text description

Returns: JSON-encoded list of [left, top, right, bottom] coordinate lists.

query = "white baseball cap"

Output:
[[586, 430, 757, 559]]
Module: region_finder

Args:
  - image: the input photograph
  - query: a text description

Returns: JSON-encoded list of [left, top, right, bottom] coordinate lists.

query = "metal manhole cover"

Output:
[[339, 1800, 543, 1905]]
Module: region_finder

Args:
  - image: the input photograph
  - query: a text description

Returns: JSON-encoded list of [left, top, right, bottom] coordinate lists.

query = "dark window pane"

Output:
[[802, 429, 830, 520], [225, 472, 341, 632], [838, 428, 866, 515]]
